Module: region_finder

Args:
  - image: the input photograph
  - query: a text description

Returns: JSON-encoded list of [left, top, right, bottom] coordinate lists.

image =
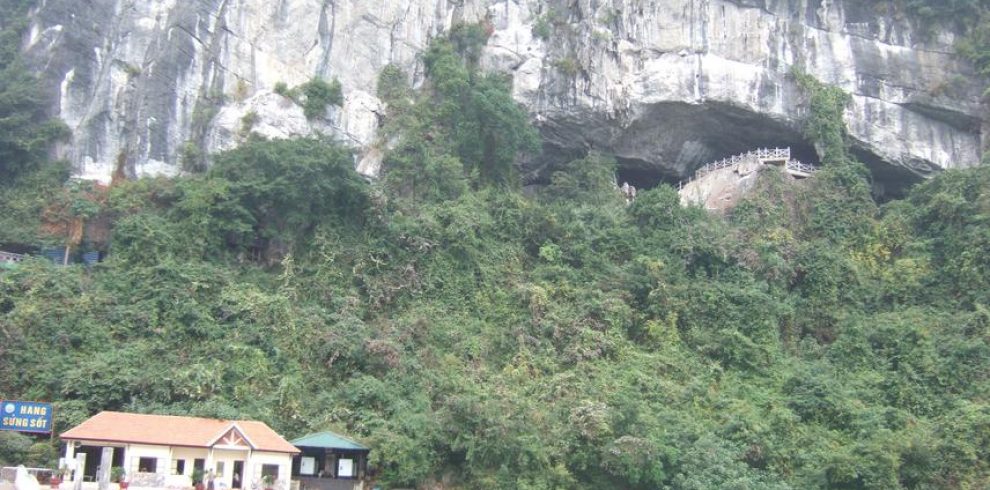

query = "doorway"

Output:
[[231, 461, 244, 489], [77, 446, 123, 481]]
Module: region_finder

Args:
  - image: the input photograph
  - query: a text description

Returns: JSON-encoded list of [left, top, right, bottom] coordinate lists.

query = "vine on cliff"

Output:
[[791, 68, 853, 167], [381, 24, 538, 201]]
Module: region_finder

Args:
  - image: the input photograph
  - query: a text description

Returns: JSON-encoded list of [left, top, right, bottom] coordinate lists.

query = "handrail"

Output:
[[786, 160, 816, 174], [685, 147, 817, 186]]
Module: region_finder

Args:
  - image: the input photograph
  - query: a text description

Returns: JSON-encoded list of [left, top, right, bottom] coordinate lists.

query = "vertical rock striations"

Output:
[[26, 0, 985, 188]]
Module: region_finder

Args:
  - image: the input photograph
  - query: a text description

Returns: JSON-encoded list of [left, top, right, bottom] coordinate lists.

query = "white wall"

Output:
[[170, 448, 207, 477], [246, 452, 292, 490], [62, 442, 293, 490], [125, 445, 171, 477]]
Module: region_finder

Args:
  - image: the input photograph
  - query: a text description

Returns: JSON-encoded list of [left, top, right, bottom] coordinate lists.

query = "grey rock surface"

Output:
[[26, 0, 985, 187]]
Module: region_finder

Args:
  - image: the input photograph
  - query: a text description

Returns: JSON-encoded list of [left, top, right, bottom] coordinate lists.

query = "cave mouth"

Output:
[[615, 164, 674, 191], [529, 101, 930, 199], [851, 146, 927, 201], [531, 101, 821, 192]]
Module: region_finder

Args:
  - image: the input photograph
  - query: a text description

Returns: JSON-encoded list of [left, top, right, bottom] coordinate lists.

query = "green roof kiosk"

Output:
[[290, 431, 370, 490]]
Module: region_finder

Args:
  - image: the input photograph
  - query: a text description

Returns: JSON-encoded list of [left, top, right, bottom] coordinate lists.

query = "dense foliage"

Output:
[[274, 77, 344, 120], [2, 19, 990, 490], [0, 0, 70, 245]]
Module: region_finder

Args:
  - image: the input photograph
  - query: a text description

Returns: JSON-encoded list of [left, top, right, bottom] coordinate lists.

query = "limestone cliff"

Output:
[[25, 0, 985, 190]]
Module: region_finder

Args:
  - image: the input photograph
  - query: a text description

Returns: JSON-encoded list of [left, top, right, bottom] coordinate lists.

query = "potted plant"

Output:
[[111, 468, 128, 490], [261, 474, 274, 490], [191, 469, 205, 490], [50, 467, 67, 489]]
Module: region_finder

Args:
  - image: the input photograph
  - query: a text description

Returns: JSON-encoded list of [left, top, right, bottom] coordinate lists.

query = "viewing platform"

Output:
[[690, 147, 817, 182], [679, 147, 818, 210]]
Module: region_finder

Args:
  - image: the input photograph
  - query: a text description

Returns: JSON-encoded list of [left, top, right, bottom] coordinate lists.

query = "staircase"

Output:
[[678, 147, 818, 210]]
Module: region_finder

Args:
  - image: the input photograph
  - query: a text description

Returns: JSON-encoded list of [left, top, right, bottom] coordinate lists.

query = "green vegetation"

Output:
[[273, 81, 291, 98], [0, 432, 57, 467], [792, 68, 853, 166], [298, 77, 343, 120], [180, 141, 205, 172], [382, 29, 538, 196], [376, 64, 410, 104], [554, 57, 581, 77], [532, 14, 553, 40], [2, 20, 990, 490], [531, 8, 570, 41], [869, 0, 990, 87], [0, 0, 70, 245], [0, 0, 69, 179], [272, 77, 344, 120], [240, 111, 259, 138]]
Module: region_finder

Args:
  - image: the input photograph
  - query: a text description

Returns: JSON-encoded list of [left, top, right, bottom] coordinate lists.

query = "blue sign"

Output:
[[0, 400, 53, 433]]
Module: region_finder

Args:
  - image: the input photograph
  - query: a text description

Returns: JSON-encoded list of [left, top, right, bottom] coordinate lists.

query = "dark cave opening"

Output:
[[530, 101, 823, 193], [851, 146, 927, 201], [615, 163, 675, 191], [529, 101, 934, 200]]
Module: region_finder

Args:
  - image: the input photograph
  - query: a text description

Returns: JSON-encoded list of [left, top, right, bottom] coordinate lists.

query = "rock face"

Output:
[[26, 0, 985, 189]]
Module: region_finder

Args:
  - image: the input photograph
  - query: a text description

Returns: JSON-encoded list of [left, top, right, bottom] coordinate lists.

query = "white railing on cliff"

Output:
[[785, 159, 816, 175], [681, 147, 818, 189]]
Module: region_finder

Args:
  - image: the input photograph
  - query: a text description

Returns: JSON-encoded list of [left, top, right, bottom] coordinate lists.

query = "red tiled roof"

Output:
[[61, 412, 298, 454]]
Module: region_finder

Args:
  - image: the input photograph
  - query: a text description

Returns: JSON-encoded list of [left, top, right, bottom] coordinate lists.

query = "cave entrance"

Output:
[[851, 146, 926, 201], [532, 101, 821, 193], [615, 161, 677, 191]]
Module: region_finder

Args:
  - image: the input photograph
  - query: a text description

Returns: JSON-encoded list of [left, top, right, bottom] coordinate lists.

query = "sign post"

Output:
[[0, 400, 54, 434]]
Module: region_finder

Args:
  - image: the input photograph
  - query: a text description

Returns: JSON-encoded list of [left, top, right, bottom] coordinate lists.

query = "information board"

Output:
[[0, 400, 54, 433]]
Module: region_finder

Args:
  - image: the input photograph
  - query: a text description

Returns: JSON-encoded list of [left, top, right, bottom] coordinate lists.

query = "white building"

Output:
[[61, 412, 299, 490]]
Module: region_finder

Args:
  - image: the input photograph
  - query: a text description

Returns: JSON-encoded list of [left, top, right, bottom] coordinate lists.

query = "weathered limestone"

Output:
[[25, 0, 985, 185]]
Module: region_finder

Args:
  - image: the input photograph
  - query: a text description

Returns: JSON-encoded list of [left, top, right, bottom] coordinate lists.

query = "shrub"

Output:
[[298, 77, 343, 120]]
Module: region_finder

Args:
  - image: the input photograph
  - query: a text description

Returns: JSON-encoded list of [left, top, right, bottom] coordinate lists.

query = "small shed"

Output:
[[290, 432, 369, 490]]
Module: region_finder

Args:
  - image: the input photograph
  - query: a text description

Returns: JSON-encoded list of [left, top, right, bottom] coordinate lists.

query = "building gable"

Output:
[[210, 424, 254, 450]]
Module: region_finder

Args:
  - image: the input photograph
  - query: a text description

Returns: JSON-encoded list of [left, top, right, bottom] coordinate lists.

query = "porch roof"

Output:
[[290, 431, 369, 452]]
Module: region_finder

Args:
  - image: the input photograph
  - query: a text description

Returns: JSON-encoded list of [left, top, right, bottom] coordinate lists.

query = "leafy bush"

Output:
[[298, 77, 343, 120]]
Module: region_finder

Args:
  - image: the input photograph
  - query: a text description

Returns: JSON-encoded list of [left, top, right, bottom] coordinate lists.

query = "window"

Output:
[[138, 457, 157, 473], [299, 457, 316, 476], [261, 464, 279, 481], [216, 462, 225, 477], [337, 459, 353, 478], [174, 460, 186, 475], [193, 459, 205, 472]]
